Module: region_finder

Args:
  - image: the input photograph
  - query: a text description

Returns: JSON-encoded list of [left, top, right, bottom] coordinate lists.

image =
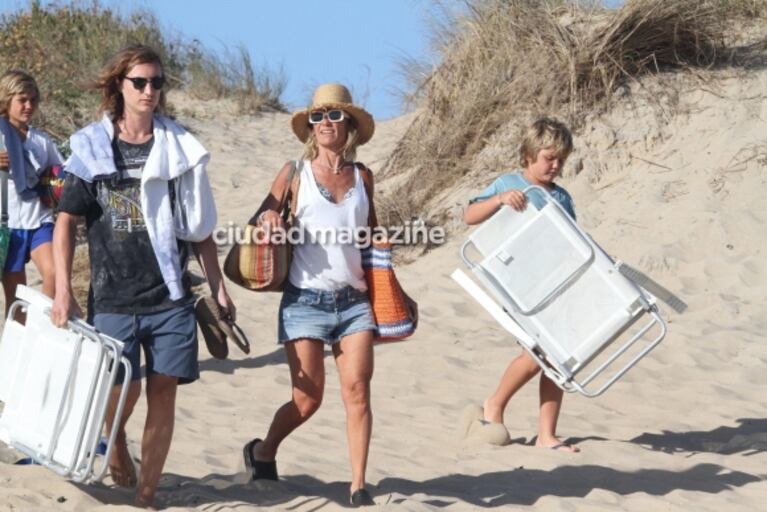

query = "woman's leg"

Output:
[[333, 330, 374, 493], [483, 350, 541, 423], [30, 240, 55, 298], [254, 339, 326, 461]]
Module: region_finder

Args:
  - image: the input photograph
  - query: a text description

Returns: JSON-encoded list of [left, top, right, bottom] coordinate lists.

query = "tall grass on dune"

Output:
[[184, 43, 286, 112], [0, 1, 285, 146], [383, 0, 764, 220]]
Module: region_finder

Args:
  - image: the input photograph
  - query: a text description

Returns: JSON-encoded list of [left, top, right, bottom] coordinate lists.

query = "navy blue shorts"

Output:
[[94, 303, 199, 385], [278, 281, 376, 345], [3, 223, 54, 273]]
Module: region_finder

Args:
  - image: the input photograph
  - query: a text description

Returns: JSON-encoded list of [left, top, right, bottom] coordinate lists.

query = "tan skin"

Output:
[[463, 147, 580, 453], [0, 90, 56, 322], [249, 112, 377, 495], [51, 62, 236, 509]]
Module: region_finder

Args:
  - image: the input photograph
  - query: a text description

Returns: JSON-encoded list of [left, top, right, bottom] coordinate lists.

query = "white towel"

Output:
[[66, 114, 217, 300]]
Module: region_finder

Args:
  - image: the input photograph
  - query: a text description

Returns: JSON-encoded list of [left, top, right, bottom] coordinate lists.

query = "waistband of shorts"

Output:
[[284, 281, 367, 302]]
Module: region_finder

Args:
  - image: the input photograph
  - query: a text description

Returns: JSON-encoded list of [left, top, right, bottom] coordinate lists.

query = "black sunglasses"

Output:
[[123, 75, 165, 91]]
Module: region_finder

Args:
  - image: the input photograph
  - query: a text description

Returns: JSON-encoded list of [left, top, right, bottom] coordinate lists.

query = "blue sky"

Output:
[[1, 0, 624, 120], [1, 0, 453, 120]]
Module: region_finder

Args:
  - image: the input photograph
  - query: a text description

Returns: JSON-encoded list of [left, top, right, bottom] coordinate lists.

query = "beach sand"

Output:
[[1, 69, 766, 511]]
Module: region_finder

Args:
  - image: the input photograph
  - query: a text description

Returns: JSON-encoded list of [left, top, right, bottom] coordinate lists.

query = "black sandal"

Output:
[[243, 438, 278, 481], [350, 488, 375, 507]]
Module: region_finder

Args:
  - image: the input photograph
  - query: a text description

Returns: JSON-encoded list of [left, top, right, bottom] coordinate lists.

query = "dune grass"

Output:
[[0, 1, 285, 147], [382, 0, 766, 222]]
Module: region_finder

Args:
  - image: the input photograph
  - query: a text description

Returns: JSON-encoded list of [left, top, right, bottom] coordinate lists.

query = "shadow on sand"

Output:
[[198, 347, 286, 375], [629, 417, 767, 456], [74, 461, 762, 509]]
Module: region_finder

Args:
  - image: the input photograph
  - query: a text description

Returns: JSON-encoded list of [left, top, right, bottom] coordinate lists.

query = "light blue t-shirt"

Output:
[[469, 171, 576, 219]]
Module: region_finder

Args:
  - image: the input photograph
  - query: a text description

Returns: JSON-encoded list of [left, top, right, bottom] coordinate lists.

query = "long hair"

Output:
[[95, 44, 166, 121], [0, 70, 39, 117]]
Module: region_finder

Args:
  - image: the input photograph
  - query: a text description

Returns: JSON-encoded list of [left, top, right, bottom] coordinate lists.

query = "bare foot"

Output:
[[535, 436, 580, 453], [134, 495, 157, 510], [109, 436, 137, 487], [482, 397, 504, 424]]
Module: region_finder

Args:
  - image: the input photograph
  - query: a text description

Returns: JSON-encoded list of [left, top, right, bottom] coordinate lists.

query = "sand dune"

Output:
[[1, 64, 766, 512]]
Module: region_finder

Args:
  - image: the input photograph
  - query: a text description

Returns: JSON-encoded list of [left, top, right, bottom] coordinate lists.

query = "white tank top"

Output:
[[288, 160, 369, 291]]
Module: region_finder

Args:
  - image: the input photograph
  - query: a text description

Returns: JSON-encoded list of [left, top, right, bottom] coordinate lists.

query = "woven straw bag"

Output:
[[224, 161, 301, 291]]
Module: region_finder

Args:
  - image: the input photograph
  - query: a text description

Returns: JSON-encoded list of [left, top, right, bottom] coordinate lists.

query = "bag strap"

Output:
[[1, 171, 8, 228], [0, 134, 7, 227], [285, 159, 302, 219], [279, 159, 302, 221], [357, 163, 377, 229]]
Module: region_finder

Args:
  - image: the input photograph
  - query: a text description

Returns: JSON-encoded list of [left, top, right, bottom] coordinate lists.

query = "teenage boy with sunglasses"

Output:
[[52, 44, 235, 508]]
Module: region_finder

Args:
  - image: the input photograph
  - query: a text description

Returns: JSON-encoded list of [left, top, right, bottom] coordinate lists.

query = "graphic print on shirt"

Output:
[[96, 138, 152, 239]]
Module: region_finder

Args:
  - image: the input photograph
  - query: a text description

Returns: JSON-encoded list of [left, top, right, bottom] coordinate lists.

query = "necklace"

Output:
[[317, 160, 348, 175]]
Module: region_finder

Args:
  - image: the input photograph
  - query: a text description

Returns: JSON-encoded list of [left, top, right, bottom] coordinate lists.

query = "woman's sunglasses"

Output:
[[123, 76, 165, 91], [309, 109, 346, 124]]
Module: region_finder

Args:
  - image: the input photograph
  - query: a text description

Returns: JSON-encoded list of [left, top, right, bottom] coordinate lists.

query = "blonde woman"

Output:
[[245, 83, 378, 507]]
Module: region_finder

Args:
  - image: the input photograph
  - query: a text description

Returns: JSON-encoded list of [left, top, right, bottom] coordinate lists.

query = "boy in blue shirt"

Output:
[[464, 117, 579, 452]]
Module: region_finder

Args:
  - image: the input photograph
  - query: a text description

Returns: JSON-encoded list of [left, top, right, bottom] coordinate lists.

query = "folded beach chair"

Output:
[[453, 186, 679, 397], [0, 285, 131, 483]]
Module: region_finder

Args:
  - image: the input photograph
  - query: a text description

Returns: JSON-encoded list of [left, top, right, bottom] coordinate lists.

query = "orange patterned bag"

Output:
[[362, 241, 418, 341]]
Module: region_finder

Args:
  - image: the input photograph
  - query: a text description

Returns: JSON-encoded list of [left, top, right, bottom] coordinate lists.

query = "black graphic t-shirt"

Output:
[[58, 136, 192, 314]]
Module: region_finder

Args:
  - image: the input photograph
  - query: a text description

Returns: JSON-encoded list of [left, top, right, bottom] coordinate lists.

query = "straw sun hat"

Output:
[[291, 83, 375, 145]]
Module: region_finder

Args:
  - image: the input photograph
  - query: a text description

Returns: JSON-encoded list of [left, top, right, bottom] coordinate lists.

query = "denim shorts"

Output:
[[278, 281, 376, 345], [94, 303, 199, 385], [4, 223, 54, 273]]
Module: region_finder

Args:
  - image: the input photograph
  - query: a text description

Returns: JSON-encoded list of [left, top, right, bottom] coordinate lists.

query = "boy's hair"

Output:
[[301, 116, 360, 162], [519, 117, 573, 168], [95, 44, 166, 121], [0, 70, 40, 116]]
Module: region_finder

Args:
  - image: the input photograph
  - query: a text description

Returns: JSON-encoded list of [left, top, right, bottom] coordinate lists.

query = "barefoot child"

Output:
[[0, 70, 62, 317], [463, 117, 580, 452]]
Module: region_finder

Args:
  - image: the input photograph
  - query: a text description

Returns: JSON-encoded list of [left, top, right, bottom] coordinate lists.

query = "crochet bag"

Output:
[[362, 241, 418, 341], [358, 166, 418, 341], [224, 161, 300, 291]]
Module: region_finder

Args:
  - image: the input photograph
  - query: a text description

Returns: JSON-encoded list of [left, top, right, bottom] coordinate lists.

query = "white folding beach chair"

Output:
[[0, 285, 132, 483], [453, 186, 682, 397]]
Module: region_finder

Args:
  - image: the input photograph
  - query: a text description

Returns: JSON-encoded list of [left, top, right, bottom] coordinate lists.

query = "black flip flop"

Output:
[[243, 438, 278, 481]]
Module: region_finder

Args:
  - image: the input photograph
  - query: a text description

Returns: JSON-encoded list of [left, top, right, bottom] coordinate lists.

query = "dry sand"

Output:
[[1, 66, 766, 512]]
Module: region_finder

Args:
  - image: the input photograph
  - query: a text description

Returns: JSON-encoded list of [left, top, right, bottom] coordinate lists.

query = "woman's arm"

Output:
[[249, 161, 295, 228]]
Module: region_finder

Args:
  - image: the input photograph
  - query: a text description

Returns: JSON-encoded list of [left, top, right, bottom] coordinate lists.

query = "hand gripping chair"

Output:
[[452, 186, 677, 397], [0, 285, 131, 483]]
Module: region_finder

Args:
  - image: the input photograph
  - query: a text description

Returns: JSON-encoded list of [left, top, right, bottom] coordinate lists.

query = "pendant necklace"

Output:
[[321, 160, 346, 175]]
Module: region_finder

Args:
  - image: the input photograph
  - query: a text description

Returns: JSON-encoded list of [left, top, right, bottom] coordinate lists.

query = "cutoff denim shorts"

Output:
[[278, 281, 376, 345]]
